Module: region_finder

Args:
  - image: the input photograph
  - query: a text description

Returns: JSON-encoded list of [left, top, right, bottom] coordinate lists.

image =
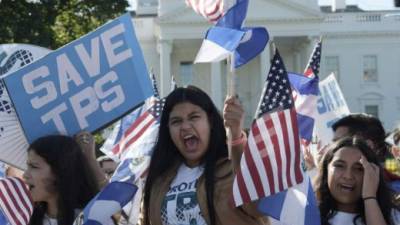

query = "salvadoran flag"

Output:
[[257, 176, 320, 225], [195, 0, 269, 68], [83, 182, 137, 225], [288, 72, 319, 144]]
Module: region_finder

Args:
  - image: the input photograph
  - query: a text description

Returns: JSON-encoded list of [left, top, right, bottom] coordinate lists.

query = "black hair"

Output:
[[314, 137, 399, 225], [28, 135, 99, 225], [143, 86, 228, 225], [331, 113, 389, 162]]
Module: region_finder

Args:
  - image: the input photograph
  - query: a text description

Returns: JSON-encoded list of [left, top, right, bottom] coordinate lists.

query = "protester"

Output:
[[142, 86, 268, 225], [331, 114, 400, 185], [331, 114, 389, 161], [23, 134, 100, 225], [97, 155, 118, 180], [314, 137, 400, 225], [391, 127, 400, 160]]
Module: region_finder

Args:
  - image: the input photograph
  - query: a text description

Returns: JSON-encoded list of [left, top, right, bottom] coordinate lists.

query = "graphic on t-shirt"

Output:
[[161, 165, 206, 225]]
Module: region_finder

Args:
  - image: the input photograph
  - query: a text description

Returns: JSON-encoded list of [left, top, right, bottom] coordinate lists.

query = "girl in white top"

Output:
[[314, 137, 400, 225], [23, 134, 100, 225]]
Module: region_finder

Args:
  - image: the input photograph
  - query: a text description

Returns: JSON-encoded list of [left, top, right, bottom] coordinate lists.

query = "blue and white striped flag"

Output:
[[288, 72, 319, 144], [258, 177, 320, 225], [83, 182, 137, 225]]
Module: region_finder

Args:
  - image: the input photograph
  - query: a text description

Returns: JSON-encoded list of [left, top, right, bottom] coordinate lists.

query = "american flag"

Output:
[[303, 40, 322, 78], [233, 49, 304, 206], [0, 177, 33, 225], [185, 0, 237, 23], [150, 72, 160, 99], [109, 98, 165, 159]]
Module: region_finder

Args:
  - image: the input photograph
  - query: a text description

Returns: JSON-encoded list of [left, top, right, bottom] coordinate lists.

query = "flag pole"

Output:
[[227, 52, 236, 159]]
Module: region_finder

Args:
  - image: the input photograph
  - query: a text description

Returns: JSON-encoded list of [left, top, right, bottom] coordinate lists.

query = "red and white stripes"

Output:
[[233, 108, 304, 206], [0, 177, 33, 225], [185, 0, 236, 22]]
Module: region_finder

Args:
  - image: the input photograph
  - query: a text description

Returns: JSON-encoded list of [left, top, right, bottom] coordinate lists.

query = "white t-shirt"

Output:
[[43, 215, 58, 225], [161, 164, 207, 225], [328, 211, 363, 225], [328, 210, 400, 225]]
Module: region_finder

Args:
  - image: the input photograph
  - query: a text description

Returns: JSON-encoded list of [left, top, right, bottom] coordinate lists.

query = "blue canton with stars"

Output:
[[148, 98, 165, 121], [307, 41, 321, 76], [257, 49, 293, 118]]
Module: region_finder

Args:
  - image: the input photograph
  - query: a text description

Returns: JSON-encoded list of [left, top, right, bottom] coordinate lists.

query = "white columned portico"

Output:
[[210, 62, 222, 109], [157, 39, 172, 97]]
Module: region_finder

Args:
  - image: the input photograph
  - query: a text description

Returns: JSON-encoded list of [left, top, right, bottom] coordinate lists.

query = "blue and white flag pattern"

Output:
[[83, 182, 137, 225], [195, 0, 269, 68], [288, 72, 319, 144], [258, 177, 320, 225]]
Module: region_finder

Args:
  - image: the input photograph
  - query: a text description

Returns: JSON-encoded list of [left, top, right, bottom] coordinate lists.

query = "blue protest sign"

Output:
[[3, 13, 153, 143]]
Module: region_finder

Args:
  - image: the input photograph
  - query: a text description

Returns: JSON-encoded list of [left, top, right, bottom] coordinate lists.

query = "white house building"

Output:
[[130, 0, 400, 131]]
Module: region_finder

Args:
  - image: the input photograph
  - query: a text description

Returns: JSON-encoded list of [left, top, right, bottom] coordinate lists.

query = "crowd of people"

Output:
[[1, 85, 400, 225]]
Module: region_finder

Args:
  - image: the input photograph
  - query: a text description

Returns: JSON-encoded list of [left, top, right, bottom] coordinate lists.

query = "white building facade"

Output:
[[132, 0, 400, 130]]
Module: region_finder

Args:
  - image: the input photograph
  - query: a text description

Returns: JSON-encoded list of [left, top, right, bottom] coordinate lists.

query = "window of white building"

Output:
[[358, 92, 383, 119], [179, 62, 193, 86], [363, 55, 378, 82], [365, 105, 379, 118], [325, 56, 340, 80]]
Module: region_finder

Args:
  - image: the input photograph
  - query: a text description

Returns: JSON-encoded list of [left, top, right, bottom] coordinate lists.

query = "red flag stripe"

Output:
[[250, 119, 275, 196], [8, 178, 33, 220], [123, 112, 151, 139], [242, 138, 265, 199], [0, 182, 19, 225], [0, 178, 32, 225], [234, 168, 251, 205], [264, 113, 283, 194], [290, 108, 303, 183], [112, 112, 153, 155], [2, 179, 29, 225], [123, 117, 156, 152], [186, 0, 224, 22], [277, 110, 293, 188]]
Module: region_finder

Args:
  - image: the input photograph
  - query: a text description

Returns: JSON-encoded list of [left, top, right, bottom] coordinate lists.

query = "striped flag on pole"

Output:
[[102, 97, 164, 160], [233, 48, 304, 206], [185, 0, 237, 23], [303, 40, 322, 78], [0, 177, 33, 225]]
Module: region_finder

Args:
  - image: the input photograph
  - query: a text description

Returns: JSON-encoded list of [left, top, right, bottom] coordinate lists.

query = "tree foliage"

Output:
[[0, 0, 129, 49], [0, 0, 128, 146]]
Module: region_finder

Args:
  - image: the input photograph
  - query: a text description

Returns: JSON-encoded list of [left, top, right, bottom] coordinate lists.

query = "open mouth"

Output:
[[183, 134, 199, 151], [339, 183, 355, 192]]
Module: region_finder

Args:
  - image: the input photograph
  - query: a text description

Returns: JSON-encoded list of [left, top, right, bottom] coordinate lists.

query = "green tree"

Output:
[[0, 0, 129, 49], [0, 0, 128, 146]]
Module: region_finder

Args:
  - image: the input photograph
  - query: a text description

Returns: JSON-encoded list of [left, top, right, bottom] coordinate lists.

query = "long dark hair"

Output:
[[28, 135, 99, 225], [143, 86, 228, 225], [314, 137, 399, 225]]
